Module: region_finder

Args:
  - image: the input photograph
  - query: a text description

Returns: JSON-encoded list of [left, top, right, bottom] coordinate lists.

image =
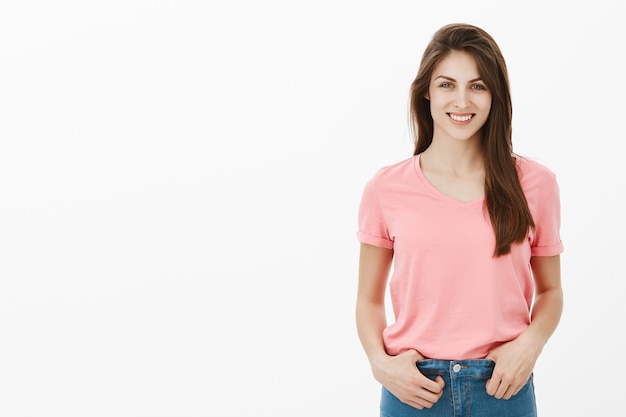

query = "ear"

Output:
[[424, 91, 430, 100]]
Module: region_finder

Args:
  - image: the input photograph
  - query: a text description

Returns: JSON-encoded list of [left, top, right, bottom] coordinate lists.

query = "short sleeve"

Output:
[[357, 175, 394, 249], [530, 171, 564, 256]]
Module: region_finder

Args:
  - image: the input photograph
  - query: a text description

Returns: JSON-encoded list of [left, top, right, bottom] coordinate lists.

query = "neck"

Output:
[[420, 136, 483, 175]]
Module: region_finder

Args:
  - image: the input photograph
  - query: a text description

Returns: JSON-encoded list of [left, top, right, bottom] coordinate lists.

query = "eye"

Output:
[[471, 84, 487, 91], [440, 82, 453, 88]]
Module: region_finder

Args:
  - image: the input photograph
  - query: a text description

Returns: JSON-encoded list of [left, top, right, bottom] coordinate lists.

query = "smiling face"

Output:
[[427, 50, 492, 145]]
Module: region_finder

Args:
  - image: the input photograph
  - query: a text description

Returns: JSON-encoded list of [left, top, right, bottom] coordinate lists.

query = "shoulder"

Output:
[[515, 155, 559, 187], [514, 155, 561, 208], [366, 155, 418, 186]]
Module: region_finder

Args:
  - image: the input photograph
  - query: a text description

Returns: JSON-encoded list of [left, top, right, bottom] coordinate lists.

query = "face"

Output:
[[427, 50, 492, 144]]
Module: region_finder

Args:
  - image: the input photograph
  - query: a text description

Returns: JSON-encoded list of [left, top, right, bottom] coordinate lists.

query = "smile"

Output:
[[448, 114, 474, 122]]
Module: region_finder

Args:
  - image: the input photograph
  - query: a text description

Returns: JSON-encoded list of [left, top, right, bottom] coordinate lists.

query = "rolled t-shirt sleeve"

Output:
[[357, 176, 394, 249], [531, 170, 564, 256]]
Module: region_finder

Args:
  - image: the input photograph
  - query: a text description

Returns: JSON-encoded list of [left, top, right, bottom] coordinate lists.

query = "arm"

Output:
[[356, 243, 444, 409], [486, 254, 563, 399]]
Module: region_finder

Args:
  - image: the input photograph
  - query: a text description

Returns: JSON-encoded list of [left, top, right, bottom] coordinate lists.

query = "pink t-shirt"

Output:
[[357, 154, 563, 360]]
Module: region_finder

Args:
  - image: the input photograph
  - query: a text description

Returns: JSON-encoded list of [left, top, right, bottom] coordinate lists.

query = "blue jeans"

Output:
[[380, 359, 537, 417]]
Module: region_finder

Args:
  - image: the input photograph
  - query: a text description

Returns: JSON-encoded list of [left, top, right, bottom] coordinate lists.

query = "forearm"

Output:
[[524, 254, 563, 348], [524, 287, 563, 347], [356, 298, 389, 368], [356, 243, 394, 369]]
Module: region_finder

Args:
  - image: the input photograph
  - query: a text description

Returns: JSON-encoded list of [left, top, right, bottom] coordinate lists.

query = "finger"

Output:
[[410, 394, 437, 410], [399, 393, 436, 410], [502, 389, 514, 400], [510, 375, 531, 398], [485, 378, 497, 396], [503, 383, 523, 400], [421, 375, 445, 394], [414, 377, 446, 406], [494, 381, 509, 399], [415, 386, 443, 404], [511, 384, 523, 397], [407, 401, 427, 410], [486, 378, 506, 399]]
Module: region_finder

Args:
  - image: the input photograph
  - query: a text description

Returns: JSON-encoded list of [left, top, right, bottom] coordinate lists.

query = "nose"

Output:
[[453, 89, 470, 108]]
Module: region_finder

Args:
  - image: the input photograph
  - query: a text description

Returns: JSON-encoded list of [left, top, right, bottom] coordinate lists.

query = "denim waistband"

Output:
[[417, 359, 495, 378]]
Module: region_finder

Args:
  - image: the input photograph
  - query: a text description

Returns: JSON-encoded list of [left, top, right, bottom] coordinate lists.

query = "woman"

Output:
[[356, 23, 563, 417]]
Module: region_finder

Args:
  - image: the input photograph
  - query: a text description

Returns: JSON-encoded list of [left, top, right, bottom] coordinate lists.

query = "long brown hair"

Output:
[[409, 23, 534, 256]]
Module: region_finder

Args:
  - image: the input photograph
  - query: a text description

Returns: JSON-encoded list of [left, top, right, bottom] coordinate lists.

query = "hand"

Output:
[[372, 349, 445, 410], [485, 333, 542, 400]]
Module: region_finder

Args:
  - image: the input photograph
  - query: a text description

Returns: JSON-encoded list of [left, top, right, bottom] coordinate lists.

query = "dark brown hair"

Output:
[[409, 23, 534, 256]]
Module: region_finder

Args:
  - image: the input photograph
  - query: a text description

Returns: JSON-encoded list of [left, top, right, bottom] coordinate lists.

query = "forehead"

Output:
[[432, 50, 480, 80]]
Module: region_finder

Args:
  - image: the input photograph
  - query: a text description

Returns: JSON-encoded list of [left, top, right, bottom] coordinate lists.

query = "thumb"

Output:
[[435, 375, 445, 391]]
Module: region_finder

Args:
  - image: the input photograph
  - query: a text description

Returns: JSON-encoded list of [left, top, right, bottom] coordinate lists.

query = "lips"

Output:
[[448, 113, 473, 122]]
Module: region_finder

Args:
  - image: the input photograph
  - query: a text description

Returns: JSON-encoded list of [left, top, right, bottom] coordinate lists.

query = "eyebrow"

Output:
[[434, 75, 483, 83]]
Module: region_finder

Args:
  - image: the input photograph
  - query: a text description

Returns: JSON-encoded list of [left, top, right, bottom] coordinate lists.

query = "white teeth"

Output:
[[450, 114, 472, 122]]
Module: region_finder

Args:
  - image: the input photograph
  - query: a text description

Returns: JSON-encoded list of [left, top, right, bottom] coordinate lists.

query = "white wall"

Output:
[[0, 1, 622, 415]]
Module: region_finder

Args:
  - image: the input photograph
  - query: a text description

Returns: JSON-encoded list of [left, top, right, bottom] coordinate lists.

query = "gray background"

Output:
[[1, 1, 623, 415]]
